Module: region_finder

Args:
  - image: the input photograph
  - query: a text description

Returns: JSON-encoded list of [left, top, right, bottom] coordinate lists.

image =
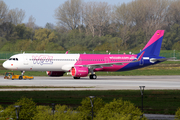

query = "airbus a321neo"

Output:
[[3, 30, 166, 79]]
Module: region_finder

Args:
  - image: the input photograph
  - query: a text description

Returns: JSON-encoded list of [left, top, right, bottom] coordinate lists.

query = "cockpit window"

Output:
[[9, 58, 18, 61]]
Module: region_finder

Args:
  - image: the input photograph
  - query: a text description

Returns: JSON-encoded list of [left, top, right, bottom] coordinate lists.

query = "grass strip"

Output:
[[0, 90, 180, 115], [0, 86, 93, 89]]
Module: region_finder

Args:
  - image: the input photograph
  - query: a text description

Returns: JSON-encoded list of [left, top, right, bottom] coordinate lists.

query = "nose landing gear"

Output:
[[19, 71, 25, 80]]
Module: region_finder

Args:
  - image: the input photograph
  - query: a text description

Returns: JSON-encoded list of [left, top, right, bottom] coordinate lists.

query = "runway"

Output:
[[0, 76, 180, 91]]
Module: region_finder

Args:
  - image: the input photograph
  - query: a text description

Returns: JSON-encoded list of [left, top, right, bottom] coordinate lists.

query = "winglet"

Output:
[[65, 51, 68, 54]]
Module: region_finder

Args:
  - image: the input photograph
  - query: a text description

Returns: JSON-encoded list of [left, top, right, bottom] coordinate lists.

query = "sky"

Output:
[[4, 0, 133, 27]]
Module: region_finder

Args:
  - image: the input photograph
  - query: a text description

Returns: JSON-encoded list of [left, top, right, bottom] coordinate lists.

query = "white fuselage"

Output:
[[3, 53, 80, 71]]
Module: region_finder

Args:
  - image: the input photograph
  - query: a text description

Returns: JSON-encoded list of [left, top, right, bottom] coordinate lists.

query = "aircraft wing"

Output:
[[82, 51, 145, 68], [82, 60, 138, 68]]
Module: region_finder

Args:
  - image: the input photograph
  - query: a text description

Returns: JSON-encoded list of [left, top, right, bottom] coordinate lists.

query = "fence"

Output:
[[0, 53, 16, 59], [160, 53, 180, 59]]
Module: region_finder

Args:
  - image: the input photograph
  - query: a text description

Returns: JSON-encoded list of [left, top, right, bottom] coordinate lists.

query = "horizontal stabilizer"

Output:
[[150, 58, 167, 63]]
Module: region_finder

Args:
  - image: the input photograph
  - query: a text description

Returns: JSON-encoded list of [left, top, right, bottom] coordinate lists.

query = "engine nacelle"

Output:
[[46, 71, 65, 77], [71, 66, 89, 77]]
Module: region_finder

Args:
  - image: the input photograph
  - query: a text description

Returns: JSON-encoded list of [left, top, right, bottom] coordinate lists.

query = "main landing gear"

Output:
[[89, 74, 97, 79], [73, 74, 97, 79], [89, 68, 97, 79]]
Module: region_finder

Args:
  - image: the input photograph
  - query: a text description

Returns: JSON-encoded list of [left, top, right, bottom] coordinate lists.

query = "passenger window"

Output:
[[13, 58, 15, 60], [16, 58, 18, 61]]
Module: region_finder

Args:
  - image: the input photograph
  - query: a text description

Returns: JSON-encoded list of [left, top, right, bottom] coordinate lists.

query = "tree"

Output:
[[0, 105, 15, 120], [45, 22, 55, 30], [167, 0, 180, 25], [0, 1, 8, 25], [3, 22, 19, 41], [112, 0, 169, 50], [0, 36, 7, 49], [15, 23, 34, 39], [77, 97, 105, 120], [0, 97, 37, 120], [26, 15, 36, 30], [69, 44, 88, 51], [0, 7, 25, 42], [82, 2, 111, 37], [95, 98, 147, 120], [175, 107, 180, 120], [13, 97, 37, 120], [0, 104, 3, 110], [26, 15, 38, 41], [112, 3, 131, 49], [54, 104, 79, 120], [34, 28, 57, 43], [6, 8, 25, 25], [33, 28, 65, 51], [55, 0, 82, 30], [32, 105, 52, 120], [162, 23, 180, 50], [33, 105, 79, 120], [0, 1, 8, 39]]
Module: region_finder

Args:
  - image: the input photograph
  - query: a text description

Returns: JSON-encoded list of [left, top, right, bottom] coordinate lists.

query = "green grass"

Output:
[[0, 90, 180, 114], [0, 86, 92, 88]]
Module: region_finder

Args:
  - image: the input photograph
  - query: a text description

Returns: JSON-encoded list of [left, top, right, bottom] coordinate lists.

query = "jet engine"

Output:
[[71, 66, 89, 77], [46, 71, 65, 77]]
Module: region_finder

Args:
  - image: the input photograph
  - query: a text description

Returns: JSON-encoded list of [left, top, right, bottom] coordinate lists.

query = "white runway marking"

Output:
[[0, 76, 180, 91]]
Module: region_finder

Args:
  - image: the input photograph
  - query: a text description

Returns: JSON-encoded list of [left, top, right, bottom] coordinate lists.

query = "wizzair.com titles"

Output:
[[109, 56, 137, 59], [32, 55, 53, 65]]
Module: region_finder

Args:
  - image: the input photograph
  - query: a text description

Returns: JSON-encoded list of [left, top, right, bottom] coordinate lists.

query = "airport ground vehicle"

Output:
[[4, 72, 34, 80]]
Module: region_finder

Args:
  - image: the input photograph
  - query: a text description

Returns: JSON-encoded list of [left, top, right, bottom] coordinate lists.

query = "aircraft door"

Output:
[[105, 57, 109, 63], [139, 58, 144, 66], [77, 57, 82, 64], [23, 55, 28, 65]]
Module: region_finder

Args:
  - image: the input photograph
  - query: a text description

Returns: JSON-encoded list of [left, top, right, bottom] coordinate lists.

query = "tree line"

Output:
[[1, 0, 180, 52], [0, 97, 146, 120]]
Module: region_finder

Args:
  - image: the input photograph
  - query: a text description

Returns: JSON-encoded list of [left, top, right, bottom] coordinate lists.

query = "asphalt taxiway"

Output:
[[0, 76, 180, 91]]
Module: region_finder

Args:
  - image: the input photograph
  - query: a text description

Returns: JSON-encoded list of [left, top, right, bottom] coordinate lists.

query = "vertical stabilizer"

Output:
[[141, 30, 164, 56]]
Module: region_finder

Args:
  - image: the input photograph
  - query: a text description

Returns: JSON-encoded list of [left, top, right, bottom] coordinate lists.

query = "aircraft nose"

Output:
[[2, 61, 12, 69], [2, 61, 8, 69], [3, 61, 18, 70]]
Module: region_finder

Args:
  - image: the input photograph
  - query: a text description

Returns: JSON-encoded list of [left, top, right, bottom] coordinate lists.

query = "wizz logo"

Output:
[[32, 55, 53, 65]]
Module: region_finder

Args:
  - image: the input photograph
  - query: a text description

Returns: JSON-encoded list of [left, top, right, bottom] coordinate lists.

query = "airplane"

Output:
[[3, 30, 167, 79]]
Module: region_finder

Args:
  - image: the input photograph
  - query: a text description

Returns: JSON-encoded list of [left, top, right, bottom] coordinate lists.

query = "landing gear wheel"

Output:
[[73, 77, 80, 79], [89, 74, 97, 79], [19, 76, 23, 80]]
